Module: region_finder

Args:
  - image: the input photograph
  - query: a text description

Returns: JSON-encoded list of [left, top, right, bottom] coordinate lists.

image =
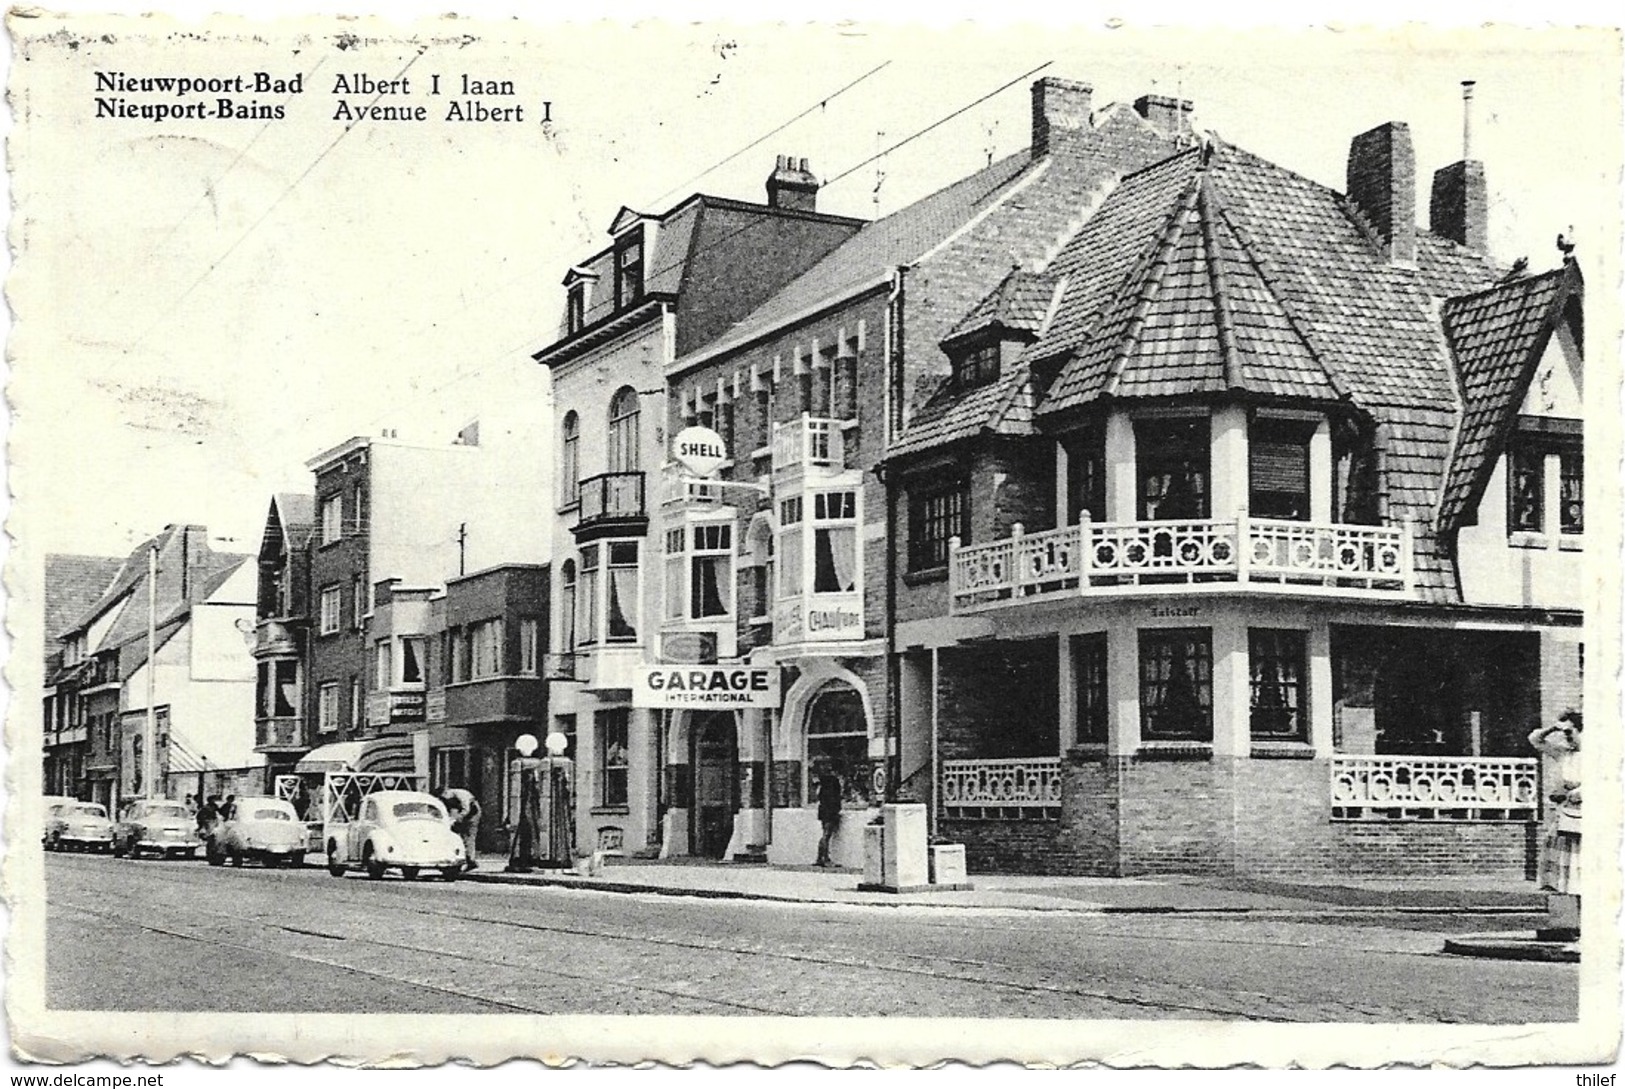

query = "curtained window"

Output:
[[1138, 628, 1213, 742], [1248, 629, 1308, 741], [804, 686, 871, 807], [689, 523, 733, 618], [559, 561, 577, 651], [606, 542, 640, 641], [1136, 418, 1210, 522], [579, 548, 600, 645], [560, 411, 580, 505], [812, 490, 859, 594]]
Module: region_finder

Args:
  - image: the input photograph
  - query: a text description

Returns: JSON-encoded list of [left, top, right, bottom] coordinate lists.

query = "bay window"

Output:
[[578, 541, 641, 644], [559, 561, 577, 651], [607, 542, 640, 640], [1137, 418, 1210, 521], [1249, 419, 1314, 521], [470, 620, 503, 678], [812, 490, 858, 594], [778, 497, 804, 598], [1248, 629, 1308, 742], [579, 547, 601, 644]]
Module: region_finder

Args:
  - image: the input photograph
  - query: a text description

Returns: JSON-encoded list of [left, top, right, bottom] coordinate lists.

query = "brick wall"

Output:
[[1331, 821, 1535, 879], [936, 641, 1058, 760], [1117, 756, 1235, 875]]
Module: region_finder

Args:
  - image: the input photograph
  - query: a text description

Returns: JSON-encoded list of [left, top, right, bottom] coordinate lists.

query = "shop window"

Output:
[[1136, 418, 1210, 521], [1507, 443, 1544, 533], [804, 685, 871, 807], [1072, 634, 1108, 744], [908, 476, 967, 572], [560, 411, 580, 506], [1249, 419, 1314, 521], [1560, 450, 1583, 534], [1249, 629, 1308, 742], [597, 708, 630, 807], [812, 490, 859, 594], [433, 746, 474, 793], [1138, 628, 1213, 742]]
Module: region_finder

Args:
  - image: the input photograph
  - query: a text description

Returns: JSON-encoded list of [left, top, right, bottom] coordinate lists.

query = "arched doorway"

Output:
[[691, 712, 737, 858], [805, 685, 873, 808]]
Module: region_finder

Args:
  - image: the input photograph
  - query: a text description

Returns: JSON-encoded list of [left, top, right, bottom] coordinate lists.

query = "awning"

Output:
[[295, 741, 367, 774], [356, 736, 416, 774]]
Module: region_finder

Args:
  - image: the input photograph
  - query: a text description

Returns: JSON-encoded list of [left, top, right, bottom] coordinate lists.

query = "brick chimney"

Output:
[[1133, 94, 1193, 136], [1346, 122, 1416, 264], [766, 155, 819, 213], [1031, 77, 1093, 158], [1429, 82, 1487, 251]]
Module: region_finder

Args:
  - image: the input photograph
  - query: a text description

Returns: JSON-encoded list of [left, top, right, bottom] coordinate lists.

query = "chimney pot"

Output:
[[1133, 93, 1194, 136], [1346, 121, 1417, 264], [1030, 76, 1093, 158], [766, 155, 820, 212]]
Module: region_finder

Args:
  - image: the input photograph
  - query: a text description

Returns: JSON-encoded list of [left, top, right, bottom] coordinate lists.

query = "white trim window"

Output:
[[559, 561, 577, 651], [320, 494, 342, 545], [400, 636, 426, 686], [317, 682, 340, 734], [373, 639, 391, 691], [664, 522, 735, 622], [778, 496, 804, 599], [578, 540, 642, 645], [560, 410, 580, 507], [319, 585, 342, 635], [519, 619, 540, 676], [471, 619, 504, 678], [811, 489, 859, 595]]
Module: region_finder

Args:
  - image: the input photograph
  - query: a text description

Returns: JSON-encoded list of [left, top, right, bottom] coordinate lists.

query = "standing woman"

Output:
[[1528, 709, 1582, 897]]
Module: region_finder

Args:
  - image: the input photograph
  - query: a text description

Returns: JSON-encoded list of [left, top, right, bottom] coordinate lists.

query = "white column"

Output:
[[1307, 623, 1334, 755], [1055, 440, 1070, 527], [1104, 413, 1136, 523], [1107, 621, 1139, 756], [1211, 405, 1249, 519], [1057, 634, 1076, 752], [1211, 620, 1250, 757], [1310, 418, 1334, 523], [1543, 451, 1563, 545]]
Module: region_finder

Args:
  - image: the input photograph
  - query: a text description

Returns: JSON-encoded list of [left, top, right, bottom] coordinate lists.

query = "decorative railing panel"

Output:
[[949, 516, 1412, 611], [255, 717, 304, 750], [941, 757, 1063, 820], [1330, 755, 1540, 821]]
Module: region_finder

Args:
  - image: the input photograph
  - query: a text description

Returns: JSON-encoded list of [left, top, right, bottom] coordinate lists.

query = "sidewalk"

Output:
[[457, 853, 1545, 916]]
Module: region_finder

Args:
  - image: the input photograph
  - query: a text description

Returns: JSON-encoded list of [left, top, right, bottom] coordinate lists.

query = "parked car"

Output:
[[207, 796, 306, 868], [326, 790, 464, 881], [114, 798, 202, 859], [44, 802, 114, 853], [41, 795, 75, 846]]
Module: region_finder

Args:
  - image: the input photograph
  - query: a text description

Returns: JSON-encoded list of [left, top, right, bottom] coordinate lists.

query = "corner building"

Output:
[[886, 121, 1586, 878], [662, 80, 1194, 865], [533, 164, 864, 859]]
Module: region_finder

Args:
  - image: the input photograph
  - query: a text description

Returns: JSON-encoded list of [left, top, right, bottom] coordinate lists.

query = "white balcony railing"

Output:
[[941, 757, 1063, 820], [771, 414, 845, 475], [1330, 755, 1540, 821], [949, 515, 1412, 611]]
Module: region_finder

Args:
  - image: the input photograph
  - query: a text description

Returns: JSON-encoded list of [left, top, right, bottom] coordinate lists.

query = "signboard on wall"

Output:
[[632, 666, 780, 709]]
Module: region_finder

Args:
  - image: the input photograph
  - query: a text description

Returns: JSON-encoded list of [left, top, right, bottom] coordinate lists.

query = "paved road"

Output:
[[45, 853, 1575, 1021]]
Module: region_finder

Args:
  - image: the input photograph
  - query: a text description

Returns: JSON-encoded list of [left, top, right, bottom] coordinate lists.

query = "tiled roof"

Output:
[[690, 153, 1037, 362], [891, 365, 1034, 457], [43, 554, 123, 661], [1015, 138, 1505, 600], [943, 269, 1062, 345], [272, 493, 315, 550], [1437, 265, 1579, 533]]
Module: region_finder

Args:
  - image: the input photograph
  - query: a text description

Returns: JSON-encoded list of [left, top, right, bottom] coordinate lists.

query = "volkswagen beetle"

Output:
[[208, 796, 307, 868], [326, 790, 464, 881]]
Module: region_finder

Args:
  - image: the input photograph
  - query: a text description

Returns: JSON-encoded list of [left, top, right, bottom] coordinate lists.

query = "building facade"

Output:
[[47, 526, 259, 811], [886, 121, 1585, 879], [42, 553, 124, 797], [659, 78, 1195, 866], [534, 164, 865, 859]]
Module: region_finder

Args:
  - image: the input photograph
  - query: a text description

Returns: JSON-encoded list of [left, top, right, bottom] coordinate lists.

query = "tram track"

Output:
[[45, 855, 1486, 1021]]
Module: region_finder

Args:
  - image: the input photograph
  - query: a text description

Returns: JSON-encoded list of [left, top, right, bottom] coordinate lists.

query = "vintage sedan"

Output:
[[114, 798, 202, 859], [326, 790, 464, 881], [44, 802, 115, 853], [208, 797, 307, 868]]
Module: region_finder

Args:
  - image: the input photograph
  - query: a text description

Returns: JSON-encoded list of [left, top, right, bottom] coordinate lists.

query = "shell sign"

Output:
[[672, 426, 727, 477]]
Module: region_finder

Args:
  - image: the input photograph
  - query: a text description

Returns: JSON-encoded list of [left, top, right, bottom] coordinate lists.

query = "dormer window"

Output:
[[566, 282, 586, 334], [1249, 419, 1315, 521], [953, 343, 1001, 389], [614, 234, 644, 310]]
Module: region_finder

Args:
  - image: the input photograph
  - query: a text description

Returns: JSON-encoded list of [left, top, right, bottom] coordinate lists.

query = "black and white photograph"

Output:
[[3, 4, 1621, 1072]]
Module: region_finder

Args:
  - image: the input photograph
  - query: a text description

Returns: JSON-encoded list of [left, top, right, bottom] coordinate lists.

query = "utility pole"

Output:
[[145, 541, 157, 799], [457, 522, 468, 576]]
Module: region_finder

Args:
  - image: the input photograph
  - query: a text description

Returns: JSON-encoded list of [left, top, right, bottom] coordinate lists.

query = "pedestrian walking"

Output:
[[814, 760, 842, 867], [1529, 710, 1582, 894], [440, 786, 482, 872]]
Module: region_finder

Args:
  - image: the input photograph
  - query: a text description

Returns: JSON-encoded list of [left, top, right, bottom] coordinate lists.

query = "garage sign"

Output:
[[632, 665, 780, 708]]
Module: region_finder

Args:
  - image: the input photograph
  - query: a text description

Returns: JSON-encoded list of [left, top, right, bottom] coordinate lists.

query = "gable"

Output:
[[1518, 314, 1583, 419]]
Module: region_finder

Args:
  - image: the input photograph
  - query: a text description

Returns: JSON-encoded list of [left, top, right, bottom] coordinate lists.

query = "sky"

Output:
[[4, 9, 1620, 570]]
